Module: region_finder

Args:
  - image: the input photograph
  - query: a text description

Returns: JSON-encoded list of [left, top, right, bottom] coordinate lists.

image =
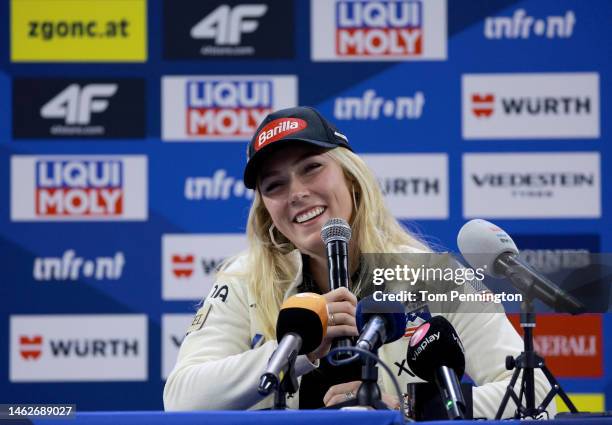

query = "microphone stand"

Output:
[[495, 273, 579, 419], [356, 354, 389, 410], [272, 356, 299, 410]]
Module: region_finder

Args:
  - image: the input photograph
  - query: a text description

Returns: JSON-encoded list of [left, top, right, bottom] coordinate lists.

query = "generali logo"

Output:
[[255, 118, 307, 150], [508, 314, 602, 378]]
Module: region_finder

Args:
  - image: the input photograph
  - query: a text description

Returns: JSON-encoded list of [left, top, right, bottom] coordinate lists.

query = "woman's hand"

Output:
[[323, 380, 400, 409], [307, 287, 358, 362]]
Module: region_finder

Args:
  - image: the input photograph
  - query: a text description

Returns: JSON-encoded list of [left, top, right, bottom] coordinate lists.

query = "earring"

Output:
[[268, 223, 290, 250], [352, 184, 359, 211]]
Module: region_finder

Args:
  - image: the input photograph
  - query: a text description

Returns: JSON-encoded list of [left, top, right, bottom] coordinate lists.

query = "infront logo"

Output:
[[41, 84, 117, 125], [33, 250, 125, 281], [255, 118, 306, 150], [485, 9, 575, 39], [334, 90, 424, 120], [191, 4, 268, 45], [184, 169, 254, 200]]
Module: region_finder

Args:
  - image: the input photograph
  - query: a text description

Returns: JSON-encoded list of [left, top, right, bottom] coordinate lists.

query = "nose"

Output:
[[289, 176, 309, 204]]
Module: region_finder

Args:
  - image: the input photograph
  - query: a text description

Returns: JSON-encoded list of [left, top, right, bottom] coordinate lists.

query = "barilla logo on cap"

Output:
[[255, 118, 307, 151]]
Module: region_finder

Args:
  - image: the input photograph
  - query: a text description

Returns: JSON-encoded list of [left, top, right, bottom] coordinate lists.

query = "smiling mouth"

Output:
[[294, 206, 326, 224]]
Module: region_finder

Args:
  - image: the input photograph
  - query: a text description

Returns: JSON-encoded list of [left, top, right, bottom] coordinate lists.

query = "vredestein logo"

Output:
[[463, 153, 601, 219], [471, 172, 595, 189]]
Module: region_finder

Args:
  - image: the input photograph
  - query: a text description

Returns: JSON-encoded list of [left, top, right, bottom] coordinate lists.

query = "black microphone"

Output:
[[355, 297, 405, 352], [258, 293, 328, 396], [320, 218, 352, 355], [407, 316, 467, 420], [457, 219, 585, 314]]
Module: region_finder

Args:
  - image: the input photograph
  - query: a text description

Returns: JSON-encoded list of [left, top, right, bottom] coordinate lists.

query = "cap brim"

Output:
[[243, 138, 342, 189]]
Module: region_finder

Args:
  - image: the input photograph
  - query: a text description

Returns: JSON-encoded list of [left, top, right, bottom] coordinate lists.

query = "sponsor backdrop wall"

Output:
[[1, 0, 610, 412]]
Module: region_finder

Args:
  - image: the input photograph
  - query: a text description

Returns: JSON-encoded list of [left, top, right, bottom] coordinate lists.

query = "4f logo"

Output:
[[41, 84, 118, 125], [191, 4, 268, 45]]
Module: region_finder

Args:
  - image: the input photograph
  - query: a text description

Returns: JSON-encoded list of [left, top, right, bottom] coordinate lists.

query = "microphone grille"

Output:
[[320, 218, 352, 244]]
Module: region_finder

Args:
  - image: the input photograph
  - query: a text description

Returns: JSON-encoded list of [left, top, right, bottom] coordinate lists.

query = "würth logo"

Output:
[[172, 254, 195, 278], [20, 335, 43, 360], [471, 93, 494, 117]]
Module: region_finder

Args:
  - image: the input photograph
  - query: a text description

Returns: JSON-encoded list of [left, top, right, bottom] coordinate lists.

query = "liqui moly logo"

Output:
[[311, 0, 446, 61], [35, 160, 123, 217], [336, 0, 422, 56], [186, 80, 272, 137], [255, 118, 307, 151], [11, 156, 147, 222], [162, 75, 297, 141]]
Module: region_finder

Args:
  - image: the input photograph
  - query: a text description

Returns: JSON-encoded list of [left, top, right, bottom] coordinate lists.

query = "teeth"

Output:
[[295, 207, 325, 223]]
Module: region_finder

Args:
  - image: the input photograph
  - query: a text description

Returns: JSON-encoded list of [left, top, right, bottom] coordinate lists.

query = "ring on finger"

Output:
[[328, 311, 335, 326], [345, 390, 355, 401]]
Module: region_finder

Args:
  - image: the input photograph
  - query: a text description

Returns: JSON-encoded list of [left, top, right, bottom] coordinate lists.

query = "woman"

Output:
[[164, 106, 555, 418]]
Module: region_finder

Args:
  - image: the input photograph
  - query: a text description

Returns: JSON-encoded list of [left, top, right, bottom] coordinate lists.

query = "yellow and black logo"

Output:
[[11, 0, 147, 62]]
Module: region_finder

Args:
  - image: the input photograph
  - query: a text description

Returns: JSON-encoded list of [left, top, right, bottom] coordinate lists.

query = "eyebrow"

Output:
[[259, 151, 321, 182]]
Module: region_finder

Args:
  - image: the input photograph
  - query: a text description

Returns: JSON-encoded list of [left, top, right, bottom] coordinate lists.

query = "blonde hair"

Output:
[[219, 147, 429, 340]]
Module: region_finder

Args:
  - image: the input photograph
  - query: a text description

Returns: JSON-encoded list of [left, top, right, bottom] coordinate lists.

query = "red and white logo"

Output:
[[255, 118, 307, 151], [162, 234, 247, 300], [172, 254, 195, 278], [312, 0, 446, 61], [162, 75, 297, 141], [409, 323, 430, 346], [471, 93, 494, 117], [11, 155, 147, 222], [20, 335, 43, 360], [11, 315, 148, 382], [462, 73, 599, 139]]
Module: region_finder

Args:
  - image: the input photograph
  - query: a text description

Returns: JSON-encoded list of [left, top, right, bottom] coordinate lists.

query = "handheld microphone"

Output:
[[258, 293, 328, 396], [355, 297, 405, 352], [321, 218, 353, 355], [407, 316, 466, 420], [457, 219, 585, 314]]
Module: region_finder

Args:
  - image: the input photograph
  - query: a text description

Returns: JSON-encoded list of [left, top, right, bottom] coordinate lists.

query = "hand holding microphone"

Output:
[[321, 218, 355, 358]]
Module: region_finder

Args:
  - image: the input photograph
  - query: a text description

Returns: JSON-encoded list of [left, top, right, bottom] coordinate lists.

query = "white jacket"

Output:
[[164, 250, 556, 418]]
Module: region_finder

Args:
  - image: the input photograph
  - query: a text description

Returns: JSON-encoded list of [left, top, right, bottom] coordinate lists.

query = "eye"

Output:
[[262, 180, 283, 194], [304, 162, 322, 173]]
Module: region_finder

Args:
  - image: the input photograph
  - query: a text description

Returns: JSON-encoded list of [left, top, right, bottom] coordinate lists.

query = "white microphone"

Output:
[[457, 219, 585, 314]]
